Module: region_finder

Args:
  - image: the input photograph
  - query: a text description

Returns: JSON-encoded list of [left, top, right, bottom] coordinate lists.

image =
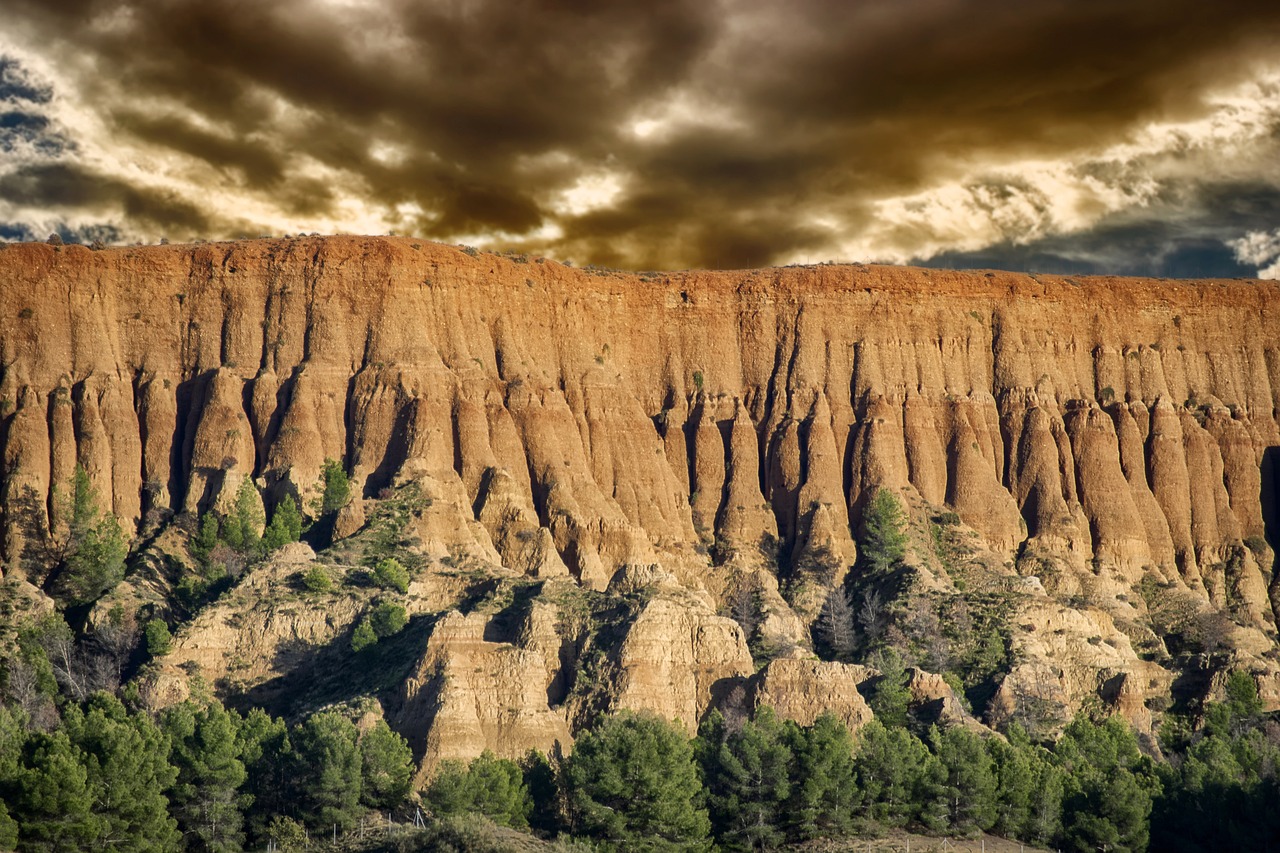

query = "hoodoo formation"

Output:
[[1, 235, 1278, 773]]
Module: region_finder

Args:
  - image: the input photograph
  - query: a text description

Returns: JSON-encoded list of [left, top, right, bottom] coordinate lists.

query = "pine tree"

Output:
[[566, 710, 711, 849], [144, 619, 172, 657], [261, 495, 303, 553], [932, 725, 998, 835], [237, 708, 292, 842], [350, 619, 377, 652], [369, 601, 408, 638], [698, 707, 794, 850], [851, 720, 943, 829], [221, 479, 264, 555], [987, 726, 1036, 838], [858, 488, 908, 574], [784, 712, 856, 841], [13, 728, 100, 852], [320, 459, 351, 515], [163, 699, 248, 853], [293, 711, 362, 831], [867, 647, 912, 728], [426, 751, 532, 829], [1055, 716, 1159, 853], [521, 749, 560, 836], [359, 720, 412, 810], [58, 466, 127, 604], [191, 513, 220, 566], [61, 693, 179, 851], [0, 706, 27, 850]]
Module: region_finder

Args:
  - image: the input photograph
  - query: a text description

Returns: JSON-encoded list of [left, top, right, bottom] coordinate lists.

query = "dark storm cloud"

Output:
[[0, 162, 231, 235], [3, 0, 1280, 267], [919, 183, 1280, 278]]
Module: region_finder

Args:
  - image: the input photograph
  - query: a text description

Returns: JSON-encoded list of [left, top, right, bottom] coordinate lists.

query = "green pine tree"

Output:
[[372, 557, 410, 594], [698, 707, 794, 851], [987, 725, 1037, 839], [145, 619, 173, 657], [426, 751, 532, 829], [858, 488, 908, 574], [868, 647, 912, 728], [191, 513, 220, 566], [237, 708, 292, 842], [0, 705, 28, 850], [320, 459, 351, 515], [369, 601, 408, 638], [221, 479, 264, 555], [350, 619, 378, 652], [1055, 716, 1160, 853], [932, 725, 998, 835], [359, 720, 413, 810], [61, 693, 180, 852], [58, 466, 128, 604], [566, 710, 711, 849], [785, 712, 856, 841], [521, 749, 560, 836], [851, 720, 943, 829], [261, 495, 303, 553], [13, 728, 101, 852], [292, 711, 362, 831], [163, 699, 249, 853]]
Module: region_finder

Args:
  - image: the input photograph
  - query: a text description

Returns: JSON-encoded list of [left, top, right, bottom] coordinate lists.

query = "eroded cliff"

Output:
[[2, 236, 1278, 770]]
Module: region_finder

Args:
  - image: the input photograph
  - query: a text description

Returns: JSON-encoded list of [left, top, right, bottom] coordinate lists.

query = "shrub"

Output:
[[145, 619, 173, 656], [372, 557, 409, 594], [301, 566, 333, 593], [369, 602, 407, 638], [350, 620, 377, 652]]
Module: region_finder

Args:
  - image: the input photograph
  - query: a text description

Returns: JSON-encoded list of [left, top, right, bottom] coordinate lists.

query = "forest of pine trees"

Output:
[[1, 657, 1276, 851], [2, 472, 1278, 850]]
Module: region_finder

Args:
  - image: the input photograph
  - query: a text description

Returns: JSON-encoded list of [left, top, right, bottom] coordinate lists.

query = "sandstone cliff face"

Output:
[[4, 239, 1275, 621], [3, 237, 1280, 760]]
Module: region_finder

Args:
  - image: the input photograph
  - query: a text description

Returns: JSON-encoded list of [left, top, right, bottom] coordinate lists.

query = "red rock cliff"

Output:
[[1, 236, 1277, 628]]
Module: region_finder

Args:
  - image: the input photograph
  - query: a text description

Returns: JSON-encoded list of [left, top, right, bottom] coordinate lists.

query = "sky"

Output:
[[3, 0, 1280, 277]]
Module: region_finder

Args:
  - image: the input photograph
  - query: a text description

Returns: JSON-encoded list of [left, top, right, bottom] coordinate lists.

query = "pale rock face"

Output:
[[395, 610, 572, 783], [907, 668, 986, 732], [608, 596, 755, 731], [748, 658, 874, 732], [988, 600, 1173, 737]]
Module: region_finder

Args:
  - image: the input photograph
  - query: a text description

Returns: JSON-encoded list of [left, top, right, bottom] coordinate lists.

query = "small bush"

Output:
[[145, 619, 173, 656], [302, 566, 333, 593], [370, 601, 408, 638], [351, 619, 377, 652], [321, 459, 351, 515], [372, 557, 410, 594]]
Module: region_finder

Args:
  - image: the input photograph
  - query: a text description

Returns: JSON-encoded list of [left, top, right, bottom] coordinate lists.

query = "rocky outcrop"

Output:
[[747, 658, 874, 732], [395, 609, 572, 782], [606, 595, 755, 731]]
